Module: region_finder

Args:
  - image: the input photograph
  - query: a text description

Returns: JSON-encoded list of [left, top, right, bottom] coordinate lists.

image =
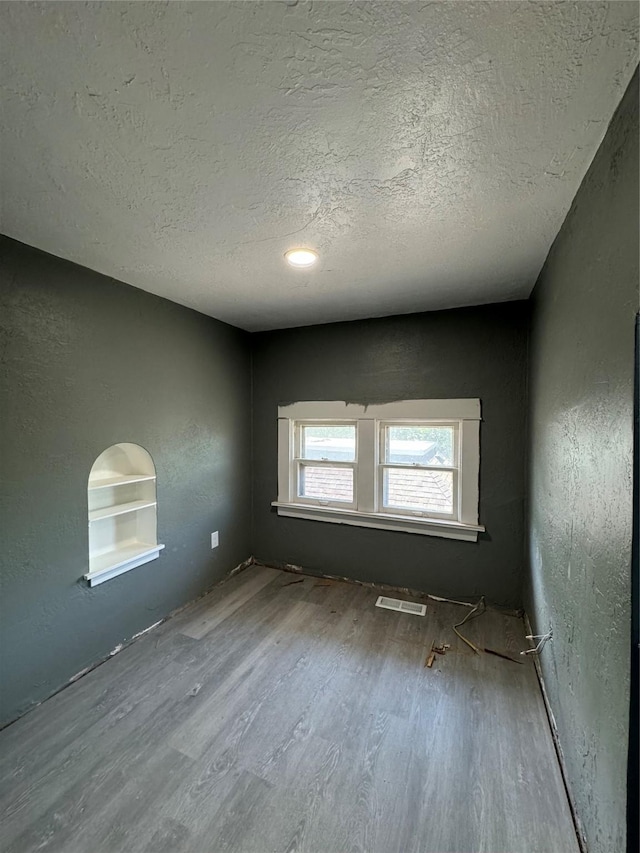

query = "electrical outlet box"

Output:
[[211, 531, 219, 549]]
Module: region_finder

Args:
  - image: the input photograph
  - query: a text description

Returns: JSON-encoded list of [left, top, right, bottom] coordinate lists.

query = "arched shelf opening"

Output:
[[85, 443, 164, 586]]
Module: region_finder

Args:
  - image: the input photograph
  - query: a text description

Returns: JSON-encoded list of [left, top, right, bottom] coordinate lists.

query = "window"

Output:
[[296, 423, 357, 507], [274, 400, 483, 542], [380, 423, 457, 518]]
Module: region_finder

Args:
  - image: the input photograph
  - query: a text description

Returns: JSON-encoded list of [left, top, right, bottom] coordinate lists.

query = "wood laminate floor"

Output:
[[0, 565, 580, 853]]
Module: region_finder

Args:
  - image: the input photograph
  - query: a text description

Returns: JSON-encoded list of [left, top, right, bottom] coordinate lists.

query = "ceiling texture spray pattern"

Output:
[[1, 1, 638, 330]]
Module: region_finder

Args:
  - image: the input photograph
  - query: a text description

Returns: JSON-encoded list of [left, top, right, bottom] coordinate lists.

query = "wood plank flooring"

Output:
[[0, 565, 580, 853]]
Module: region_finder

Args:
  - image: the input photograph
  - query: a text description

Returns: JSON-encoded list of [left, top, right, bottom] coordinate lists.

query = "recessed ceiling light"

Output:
[[284, 248, 319, 268]]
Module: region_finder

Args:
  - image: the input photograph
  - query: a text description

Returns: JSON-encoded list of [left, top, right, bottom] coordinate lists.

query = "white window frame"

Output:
[[292, 419, 358, 509], [273, 400, 484, 542], [378, 419, 459, 521]]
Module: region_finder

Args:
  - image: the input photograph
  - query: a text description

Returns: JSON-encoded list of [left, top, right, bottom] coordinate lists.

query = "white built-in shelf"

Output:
[[84, 542, 165, 587], [86, 443, 163, 586], [89, 499, 157, 523], [88, 474, 156, 491]]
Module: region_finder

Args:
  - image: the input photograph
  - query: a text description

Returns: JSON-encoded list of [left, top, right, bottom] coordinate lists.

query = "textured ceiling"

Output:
[[1, 1, 638, 331]]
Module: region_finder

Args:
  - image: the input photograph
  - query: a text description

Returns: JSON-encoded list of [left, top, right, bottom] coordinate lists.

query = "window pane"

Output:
[[301, 425, 356, 462], [385, 426, 454, 466], [383, 468, 453, 515], [299, 465, 353, 502]]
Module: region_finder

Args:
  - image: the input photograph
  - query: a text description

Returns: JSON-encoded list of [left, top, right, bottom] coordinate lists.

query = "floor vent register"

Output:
[[375, 596, 427, 616]]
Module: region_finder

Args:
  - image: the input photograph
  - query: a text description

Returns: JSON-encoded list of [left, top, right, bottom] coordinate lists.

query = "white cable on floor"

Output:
[[452, 595, 486, 654]]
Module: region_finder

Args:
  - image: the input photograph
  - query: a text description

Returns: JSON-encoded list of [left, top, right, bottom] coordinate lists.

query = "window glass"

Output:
[[383, 468, 453, 515], [385, 425, 454, 467], [301, 425, 356, 462], [299, 466, 354, 502]]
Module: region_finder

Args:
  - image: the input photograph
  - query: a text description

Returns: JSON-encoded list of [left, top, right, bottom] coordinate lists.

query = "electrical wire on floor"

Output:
[[452, 595, 486, 654], [520, 629, 553, 656]]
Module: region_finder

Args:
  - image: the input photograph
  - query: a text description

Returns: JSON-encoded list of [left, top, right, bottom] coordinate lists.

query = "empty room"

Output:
[[1, 2, 638, 852]]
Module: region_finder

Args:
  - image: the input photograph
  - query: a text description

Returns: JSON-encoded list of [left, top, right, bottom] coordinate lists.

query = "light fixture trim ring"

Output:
[[284, 247, 319, 268]]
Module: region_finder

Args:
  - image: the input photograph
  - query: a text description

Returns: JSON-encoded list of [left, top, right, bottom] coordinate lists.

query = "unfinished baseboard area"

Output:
[[0, 555, 255, 731], [524, 613, 587, 853], [252, 557, 523, 617]]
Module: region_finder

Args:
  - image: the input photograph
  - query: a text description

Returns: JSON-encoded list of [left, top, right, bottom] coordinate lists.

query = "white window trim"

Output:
[[274, 399, 484, 542]]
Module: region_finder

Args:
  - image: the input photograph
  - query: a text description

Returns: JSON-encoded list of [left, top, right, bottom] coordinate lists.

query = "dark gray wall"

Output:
[[0, 237, 252, 726], [252, 302, 528, 609], [526, 69, 639, 853]]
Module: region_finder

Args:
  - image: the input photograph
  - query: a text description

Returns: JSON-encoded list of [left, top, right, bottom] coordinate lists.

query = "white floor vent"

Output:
[[375, 596, 427, 616]]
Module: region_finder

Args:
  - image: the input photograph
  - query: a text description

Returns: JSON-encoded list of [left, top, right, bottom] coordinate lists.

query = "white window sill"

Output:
[[272, 502, 484, 542]]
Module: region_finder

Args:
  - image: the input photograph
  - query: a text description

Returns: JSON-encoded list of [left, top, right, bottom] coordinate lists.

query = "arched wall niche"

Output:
[[85, 443, 164, 586]]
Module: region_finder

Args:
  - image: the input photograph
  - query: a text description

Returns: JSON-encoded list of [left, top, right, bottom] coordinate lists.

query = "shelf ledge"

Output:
[[88, 500, 157, 523], [88, 474, 156, 491], [84, 543, 165, 587]]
